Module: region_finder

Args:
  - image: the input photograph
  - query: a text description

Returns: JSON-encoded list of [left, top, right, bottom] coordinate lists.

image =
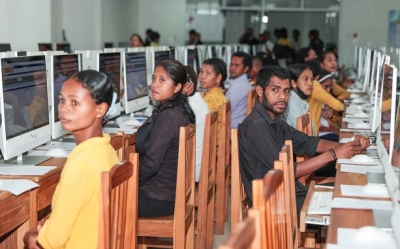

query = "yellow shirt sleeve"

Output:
[[310, 81, 344, 111], [38, 162, 91, 249], [332, 82, 350, 101], [382, 98, 392, 112]]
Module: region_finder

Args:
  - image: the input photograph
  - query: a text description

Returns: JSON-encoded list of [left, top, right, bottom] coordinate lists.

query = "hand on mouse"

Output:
[[353, 134, 370, 150], [334, 140, 365, 159]]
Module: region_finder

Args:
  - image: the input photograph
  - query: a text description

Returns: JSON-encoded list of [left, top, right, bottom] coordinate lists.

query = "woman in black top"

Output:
[[136, 59, 195, 217]]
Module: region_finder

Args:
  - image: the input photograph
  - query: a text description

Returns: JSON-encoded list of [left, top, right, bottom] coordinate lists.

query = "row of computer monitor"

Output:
[[0, 43, 72, 53]]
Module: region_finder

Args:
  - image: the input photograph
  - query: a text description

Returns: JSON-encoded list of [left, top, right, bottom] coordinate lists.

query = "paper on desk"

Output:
[[0, 179, 38, 195], [340, 164, 384, 174], [0, 165, 57, 176], [330, 197, 393, 210], [337, 228, 397, 249], [337, 158, 380, 165], [340, 185, 390, 198]]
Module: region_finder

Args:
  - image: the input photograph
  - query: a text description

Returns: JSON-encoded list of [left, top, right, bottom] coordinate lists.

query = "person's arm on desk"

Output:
[[23, 225, 43, 249]]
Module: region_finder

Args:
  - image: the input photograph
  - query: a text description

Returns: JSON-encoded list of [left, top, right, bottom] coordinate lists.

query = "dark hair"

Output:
[[184, 66, 197, 97], [154, 60, 195, 124], [318, 50, 336, 64], [255, 52, 278, 66], [146, 28, 152, 34], [189, 29, 197, 35], [256, 65, 291, 90], [309, 29, 319, 38], [280, 28, 288, 38], [288, 64, 312, 82], [232, 51, 253, 73], [297, 47, 312, 63], [151, 32, 160, 40], [293, 29, 300, 35], [318, 69, 333, 84], [202, 58, 227, 89], [130, 34, 143, 45], [304, 59, 321, 78], [70, 70, 116, 124]]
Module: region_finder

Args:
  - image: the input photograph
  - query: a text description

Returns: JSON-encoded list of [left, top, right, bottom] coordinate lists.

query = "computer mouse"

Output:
[[351, 154, 374, 163], [361, 184, 388, 194], [354, 122, 370, 129], [353, 226, 392, 242], [44, 148, 68, 157], [354, 111, 368, 118]]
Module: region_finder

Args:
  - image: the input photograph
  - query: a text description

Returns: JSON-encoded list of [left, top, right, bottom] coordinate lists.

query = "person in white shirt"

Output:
[[183, 66, 210, 182]]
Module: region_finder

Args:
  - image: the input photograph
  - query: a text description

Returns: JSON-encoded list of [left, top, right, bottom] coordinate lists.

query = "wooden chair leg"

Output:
[[224, 165, 230, 222], [206, 187, 215, 249], [196, 201, 207, 249], [215, 176, 225, 234]]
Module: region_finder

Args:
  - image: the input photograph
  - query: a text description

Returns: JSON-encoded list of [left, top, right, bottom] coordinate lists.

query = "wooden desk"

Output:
[[0, 157, 66, 248]]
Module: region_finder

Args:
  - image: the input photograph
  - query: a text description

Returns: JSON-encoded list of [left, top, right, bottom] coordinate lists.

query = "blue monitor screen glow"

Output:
[[122, 52, 149, 114], [187, 49, 196, 69], [50, 54, 80, 139], [154, 50, 170, 68], [0, 56, 51, 160], [98, 52, 121, 103]]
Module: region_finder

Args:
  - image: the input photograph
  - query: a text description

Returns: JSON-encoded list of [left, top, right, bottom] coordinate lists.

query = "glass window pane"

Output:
[[304, 0, 339, 9]]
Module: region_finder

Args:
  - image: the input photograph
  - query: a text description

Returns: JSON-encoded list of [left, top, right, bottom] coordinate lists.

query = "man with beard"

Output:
[[238, 65, 370, 217]]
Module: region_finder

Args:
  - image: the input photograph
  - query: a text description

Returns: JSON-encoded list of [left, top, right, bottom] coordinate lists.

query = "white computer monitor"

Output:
[[368, 50, 378, 98], [169, 46, 177, 60], [122, 51, 149, 114], [152, 49, 170, 70], [104, 48, 126, 53], [206, 45, 218, 59], [0, 55, 52, 164], [97, 52, 123, 119], [185, 46, 200, 74], [352, 45, 359, 70], [75, 50, 102, 70], [55, 43, 71, 53], [49, 53, 81, 139], [362, 49, 372, 92], [357, 47, 364, 79]]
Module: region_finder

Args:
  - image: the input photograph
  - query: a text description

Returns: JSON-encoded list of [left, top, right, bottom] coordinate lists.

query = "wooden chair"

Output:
[[218, 208, 261, 249], [230, 129, 249, 232], [245, 89, 257, 116], [215, 101, 231, 234], [99, 152, 139, 249], [296, 112, 334, 185], [277, 140, 319, 248], [252, 169, 286, 249], [110, 131, 125, 160], [137, 124, 196, 249], [195, 111, 217, 249]]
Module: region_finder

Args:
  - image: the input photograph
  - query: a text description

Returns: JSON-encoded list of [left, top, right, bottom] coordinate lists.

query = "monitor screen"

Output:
[[52, 54, 80, 123], [38, 43, 52, 51], [187, 49, 196, 69], [56, 43, 71, 53], [98, 52, 121, 103], [0, 55, 51, 160], [125, 52, 148, 101], [0, 44, 11, 52], [154, 50, 170, 68], [211, 46, 217, 58], [104, 42, 114, 49], [170, 47, 176, 60]]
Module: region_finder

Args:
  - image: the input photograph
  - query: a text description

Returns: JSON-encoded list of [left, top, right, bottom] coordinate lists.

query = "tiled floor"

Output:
[[212, 221, 231, 249]]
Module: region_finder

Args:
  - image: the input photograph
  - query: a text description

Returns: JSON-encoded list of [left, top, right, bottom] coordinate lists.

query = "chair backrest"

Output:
[[295, 112, 313, 185], [109, 131, 125, 160], [174, 123, 196, 245], [276, 140, 299, 248], [124, 133, 136, 147], [99, 152, 139, 249], [199, 111, 218, 195], [220, 101, 231, 167], [231, 128, 249, 231], [246, 89, 258, 116], [218, 208, 261, 249]]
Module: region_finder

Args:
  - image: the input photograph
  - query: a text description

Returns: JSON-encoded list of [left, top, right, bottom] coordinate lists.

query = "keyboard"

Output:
[[308, 192, 333, 214]]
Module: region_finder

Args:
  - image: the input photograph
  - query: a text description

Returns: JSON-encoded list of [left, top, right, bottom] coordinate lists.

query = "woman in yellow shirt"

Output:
[[23, 70, 119, 249], [199, 58, 228, 143]]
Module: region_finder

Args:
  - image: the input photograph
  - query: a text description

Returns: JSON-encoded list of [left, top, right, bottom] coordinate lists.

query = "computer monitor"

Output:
[[55, 43, 71, 53], [368, 50, 378, 98], [0, 44, 11, 52], [352, 45, 359, 70], [122, 51, 149, 114], [169, 46, 176, 60], [207, 45, 217, 59], [186, 47, 200, 74], [362, 49, 372, 92], [104, 42, 114, 49], [0, 55, 52, 164], [38, 43, 53, 51], [49, 54, 81, 139], [357, 47, 364, 79], [104, 48, 126, 53], [97, 52, 122, 119], [75, 50, 102, 70], [153, 50, 170, 70]]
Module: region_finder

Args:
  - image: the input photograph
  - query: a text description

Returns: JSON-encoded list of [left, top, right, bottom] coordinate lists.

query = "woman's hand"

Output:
[[23, 225, 43, 249]]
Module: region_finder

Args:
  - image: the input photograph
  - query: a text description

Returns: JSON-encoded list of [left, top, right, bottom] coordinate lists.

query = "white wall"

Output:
[[339, 0, 400, 66], [225, 11, 246, 44], [0, 0, 51, 51], [136, 0, 186, 46]]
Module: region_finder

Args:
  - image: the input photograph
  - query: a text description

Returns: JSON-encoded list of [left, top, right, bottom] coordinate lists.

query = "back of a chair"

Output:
[[174, 124, 196, 246], [218, 208, 261, 249], [109, 131, 125, 160], [199, 111, 218, 195], [246, 89, 257, 116], [220, 101, 231, 166], [99, 153, 139, 249], [231, 129, 249, 231], [296, 112, 313, 185], [277, 140, 298, 248]]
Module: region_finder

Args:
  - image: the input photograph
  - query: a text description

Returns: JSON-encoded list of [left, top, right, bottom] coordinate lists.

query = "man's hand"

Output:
[[182, 81, 194, 96], [353, 134, 371, 150], [322, 106, 333, 119], [334, 140, 366, 159], [23, 225, 43, 249]]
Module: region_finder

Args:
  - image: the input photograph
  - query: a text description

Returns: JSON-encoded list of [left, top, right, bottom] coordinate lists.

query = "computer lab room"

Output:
[[0, 0, 400, 248]]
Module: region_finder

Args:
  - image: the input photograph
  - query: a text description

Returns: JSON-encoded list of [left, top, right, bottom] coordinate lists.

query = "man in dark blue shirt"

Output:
[[238, 65, 370, 216]]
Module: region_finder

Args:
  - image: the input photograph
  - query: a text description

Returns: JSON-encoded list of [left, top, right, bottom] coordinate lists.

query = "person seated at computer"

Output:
[[26, 70, 49, 127], [150, 32, 160, 47], [136, 60, 195, 217], [226, 52, 253, 128], [187, 29, 203, 45], [23, 70, 119, 249], [281, 64, 314, 133], [199, 58, 227, 144], [183, 66, 210, 182], [296, 47, 317, 63], [239, 65, 370, 218], [306, 62, 344, 136], [130, 33, 144, 47], [276, 28, 292, 48]]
